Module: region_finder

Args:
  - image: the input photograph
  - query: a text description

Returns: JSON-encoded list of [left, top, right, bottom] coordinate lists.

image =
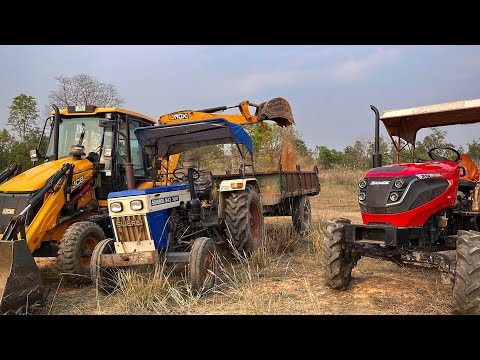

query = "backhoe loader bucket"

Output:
[[256, 97, 295, 127], [0, 240, 43, 314]]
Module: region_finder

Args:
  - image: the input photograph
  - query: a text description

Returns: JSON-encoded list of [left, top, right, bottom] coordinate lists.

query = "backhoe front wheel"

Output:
[[225, 185, 264, 254], [321, 218, 353, 290], [57, 221, 105, 285]]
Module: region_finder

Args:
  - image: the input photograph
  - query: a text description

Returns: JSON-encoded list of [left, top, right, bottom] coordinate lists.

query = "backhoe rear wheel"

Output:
[[57, 221, 105, 285], [321, 218, 352, 290], [225, 184, 264, 254], [452, 230, 480, 314]]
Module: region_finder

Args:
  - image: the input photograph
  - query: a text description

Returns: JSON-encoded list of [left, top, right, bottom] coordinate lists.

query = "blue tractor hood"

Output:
[[134, 118, 253, 158]]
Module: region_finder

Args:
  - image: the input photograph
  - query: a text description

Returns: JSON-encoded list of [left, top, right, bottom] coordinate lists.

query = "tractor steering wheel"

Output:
[[173, 167, 200, 181], [428, 147, 461, 162]]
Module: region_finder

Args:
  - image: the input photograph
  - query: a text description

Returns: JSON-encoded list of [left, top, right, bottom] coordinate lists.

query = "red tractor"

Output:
[[322, 98, 480, 314]]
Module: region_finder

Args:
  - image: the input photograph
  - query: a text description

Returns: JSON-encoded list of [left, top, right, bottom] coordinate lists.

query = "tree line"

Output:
[[2, 73, 480, 173]]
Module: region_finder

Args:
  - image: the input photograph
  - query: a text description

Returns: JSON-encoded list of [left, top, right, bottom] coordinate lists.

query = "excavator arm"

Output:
[[155, 98, 295, 183]]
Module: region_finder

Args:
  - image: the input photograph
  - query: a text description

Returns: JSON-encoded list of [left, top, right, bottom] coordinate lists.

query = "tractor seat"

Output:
[[459, 154, 479, 181], [194, 171, 214, 200]]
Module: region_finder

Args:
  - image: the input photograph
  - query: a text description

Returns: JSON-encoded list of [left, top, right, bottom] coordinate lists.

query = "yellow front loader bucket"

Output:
[[256, 97, 295, 127], [0, 239, 43, 314]]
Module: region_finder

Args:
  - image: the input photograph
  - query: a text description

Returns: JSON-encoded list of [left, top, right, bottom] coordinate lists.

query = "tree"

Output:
[[415, 127, 456, 161], [7, 94, 39, 142], [467, 139, 480, 164], [315, 145, 344, 169], [48, 73, 125, 108], [0, 129, 15, 169]]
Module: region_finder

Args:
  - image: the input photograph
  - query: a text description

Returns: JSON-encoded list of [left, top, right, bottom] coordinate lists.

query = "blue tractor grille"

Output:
[[112, 214, 149, 242]]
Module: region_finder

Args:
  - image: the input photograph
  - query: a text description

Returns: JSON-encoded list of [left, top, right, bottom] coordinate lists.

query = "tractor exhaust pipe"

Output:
[[52, 104, 61, 161], [370, 105, 382, 168], [117, 117, 135, 190]]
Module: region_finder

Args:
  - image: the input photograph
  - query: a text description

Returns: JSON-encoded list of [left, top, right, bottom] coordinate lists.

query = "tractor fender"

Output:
[[217, 178, 259, 219]]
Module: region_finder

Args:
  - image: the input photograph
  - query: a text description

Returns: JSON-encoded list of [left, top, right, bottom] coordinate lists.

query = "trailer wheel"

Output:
[[292, 195, 312, 236], [321, 218, 352, 290], [189, 237, 216, 294], [57, 221, 105, 285], [225, 184, 264, 253], [452, 230, 480, 314], [90, 238, 119, 294]]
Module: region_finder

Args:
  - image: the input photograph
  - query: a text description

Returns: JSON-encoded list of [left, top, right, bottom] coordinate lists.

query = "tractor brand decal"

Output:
[[2, 208, 15, 215], [169, 113, 189, 120], [151, 195, 180, 207], [116, 219, 143, 227], [370, 180, 390, 185], [72, 176, 85, 189], [416, 173, 441, 179]]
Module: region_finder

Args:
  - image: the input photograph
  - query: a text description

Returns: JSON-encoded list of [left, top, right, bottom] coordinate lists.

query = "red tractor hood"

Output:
[[359, 161, 460, 227], [365, 161, 459, 180]]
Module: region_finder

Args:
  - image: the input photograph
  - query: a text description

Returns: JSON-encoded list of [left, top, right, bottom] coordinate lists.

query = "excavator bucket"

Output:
[[0, 239, 43, 314], [256, 97, 295, 127]]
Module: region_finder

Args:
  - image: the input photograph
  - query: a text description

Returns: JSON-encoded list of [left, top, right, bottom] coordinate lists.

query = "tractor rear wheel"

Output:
[[321, 218, 352, 290], [189, 237, 216, 294], [57, 221, 105, 285], [452, 230, 480, 314], [225, 185, 264, 254], [292, 195, 312, 236], [90, 238, 119, 294]]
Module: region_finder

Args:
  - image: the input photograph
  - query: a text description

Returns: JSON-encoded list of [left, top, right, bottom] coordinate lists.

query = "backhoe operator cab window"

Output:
[[45, 116, 111, 163], [116, 120, 147, 176]]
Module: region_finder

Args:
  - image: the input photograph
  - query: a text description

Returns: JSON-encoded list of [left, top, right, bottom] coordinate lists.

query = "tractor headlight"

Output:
[[358, 180, 367, 189], [389, 192, 399, 202], [110, 202, 123, 213], [358, 192, 366, 201], [130, 200, 143, 211], [394, 179, 404, 188]]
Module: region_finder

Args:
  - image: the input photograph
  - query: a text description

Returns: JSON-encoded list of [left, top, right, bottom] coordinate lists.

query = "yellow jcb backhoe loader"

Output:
[[155, 98, 295, 182], [0, 104, 157, 314]]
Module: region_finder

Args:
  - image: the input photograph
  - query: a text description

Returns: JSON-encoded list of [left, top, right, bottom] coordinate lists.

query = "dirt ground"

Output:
[[34, 171, 453, 315]]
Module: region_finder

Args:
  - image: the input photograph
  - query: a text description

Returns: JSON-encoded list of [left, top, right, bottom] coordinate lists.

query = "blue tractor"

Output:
[[90, 118, 263, 293]]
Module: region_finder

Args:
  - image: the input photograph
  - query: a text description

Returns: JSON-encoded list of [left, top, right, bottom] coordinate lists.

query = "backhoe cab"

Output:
[[0, 104, 156, 314]]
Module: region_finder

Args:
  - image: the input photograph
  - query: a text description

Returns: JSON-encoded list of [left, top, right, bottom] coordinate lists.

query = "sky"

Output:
[[1, 45, 480, 152]]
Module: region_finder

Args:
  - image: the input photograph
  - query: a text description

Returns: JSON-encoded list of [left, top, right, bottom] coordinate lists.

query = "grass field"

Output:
[[34, 169, 453, 315]]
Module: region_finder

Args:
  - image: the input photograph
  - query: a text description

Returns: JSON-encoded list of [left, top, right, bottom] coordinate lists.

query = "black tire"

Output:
[[321, 218, 353, 290], [225, 184, 264, 253], [452, 230, 480, 314], [292, 195, 312, 236], [57, 221, 105, 285], [90, 238, 119, 294], [189, 237, 216, 293]]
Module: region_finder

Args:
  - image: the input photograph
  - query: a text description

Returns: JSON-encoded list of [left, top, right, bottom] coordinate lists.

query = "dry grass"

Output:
[[37, 169, 454, 315]]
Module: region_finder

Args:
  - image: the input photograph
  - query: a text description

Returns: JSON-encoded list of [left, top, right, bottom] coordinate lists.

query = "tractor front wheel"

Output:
[[321, 218, 353, 290], [452, 230, 480, 314], [90, 238, 120, 294], [189, 237, 216, 294]]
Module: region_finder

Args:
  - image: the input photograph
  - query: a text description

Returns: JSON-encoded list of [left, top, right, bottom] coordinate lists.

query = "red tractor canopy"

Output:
[[381, 98, 480, 151]]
